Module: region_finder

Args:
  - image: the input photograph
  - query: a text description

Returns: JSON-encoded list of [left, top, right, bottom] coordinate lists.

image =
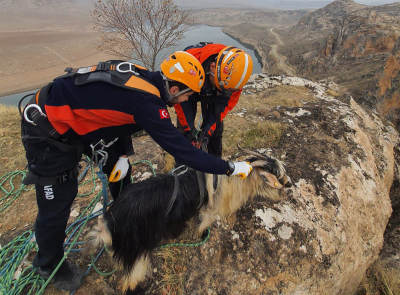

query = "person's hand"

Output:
[[232, 161, 253, 179], [109, 157, 129, 182], [184, 128, 197, 142], [196, 130, 210, 145], [191, 140, 202, 149]]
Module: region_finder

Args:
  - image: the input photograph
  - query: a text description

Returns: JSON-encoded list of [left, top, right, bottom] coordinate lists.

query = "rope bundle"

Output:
[[0, 158, 208, 294]]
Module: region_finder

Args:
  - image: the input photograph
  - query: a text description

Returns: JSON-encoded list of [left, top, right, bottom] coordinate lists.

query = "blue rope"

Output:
[[96, 165, 109, 214]]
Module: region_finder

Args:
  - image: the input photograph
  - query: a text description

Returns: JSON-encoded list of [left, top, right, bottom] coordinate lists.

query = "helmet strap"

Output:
[[162, 73, 191, 101], [162, 73, 175, 102], [172, 87, 191, 98]]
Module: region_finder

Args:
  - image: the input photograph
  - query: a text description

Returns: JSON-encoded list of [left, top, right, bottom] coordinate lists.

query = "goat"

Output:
[[85, 145, 291, 294]]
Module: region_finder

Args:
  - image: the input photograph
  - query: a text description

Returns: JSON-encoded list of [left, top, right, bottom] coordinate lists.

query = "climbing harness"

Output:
[[165, 164, 210, 216], [59, 60, 161, 98], [165, 165, 188, 216], [20, 83, 62, 141]]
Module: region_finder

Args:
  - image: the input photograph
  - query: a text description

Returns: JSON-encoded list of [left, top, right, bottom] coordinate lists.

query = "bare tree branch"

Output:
[[91, 0, 197, 70]]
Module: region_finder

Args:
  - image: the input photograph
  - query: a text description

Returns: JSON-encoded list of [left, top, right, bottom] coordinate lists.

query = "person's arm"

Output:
[[134, 97, 229, 175], [202, 90, 242, 137]]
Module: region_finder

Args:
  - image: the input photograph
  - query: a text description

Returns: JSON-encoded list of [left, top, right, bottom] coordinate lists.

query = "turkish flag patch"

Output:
[[159, 109, 170, 119]]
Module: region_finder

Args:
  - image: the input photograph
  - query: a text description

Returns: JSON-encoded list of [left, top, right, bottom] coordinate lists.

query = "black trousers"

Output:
[[21, 121, 132, 270]]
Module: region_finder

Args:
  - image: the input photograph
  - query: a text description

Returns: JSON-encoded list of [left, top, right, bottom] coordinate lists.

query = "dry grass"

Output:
[[154, 247, 187, 295], [223, 120, 285, 155], [0, 104, 26, 175], [355, 260, 400, 295], [163, 152, 176, 173], [326, 89, 340, 97], [153, 219, 202, 295], [220, 85, 314, 155]]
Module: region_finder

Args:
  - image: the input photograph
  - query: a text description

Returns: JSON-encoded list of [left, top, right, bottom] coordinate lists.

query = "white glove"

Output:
[[232, 161, 253, 179], [109, 157, 129, 182]]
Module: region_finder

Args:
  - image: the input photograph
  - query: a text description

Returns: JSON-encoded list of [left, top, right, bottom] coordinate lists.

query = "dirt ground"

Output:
[[0, 8, 116, 97]]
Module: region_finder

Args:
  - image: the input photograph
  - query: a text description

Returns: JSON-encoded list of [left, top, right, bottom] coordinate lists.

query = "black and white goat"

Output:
[[85, 145, 291, 293]]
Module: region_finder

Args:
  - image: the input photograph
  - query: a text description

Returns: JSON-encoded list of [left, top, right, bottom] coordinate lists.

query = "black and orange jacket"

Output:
[[174, 44, 242, 136], [44, 67, 229, 175]]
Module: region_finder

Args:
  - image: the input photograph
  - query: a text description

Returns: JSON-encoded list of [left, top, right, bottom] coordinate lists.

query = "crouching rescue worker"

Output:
[[174, 43, 253, 157], [20, 51, 253, 292]]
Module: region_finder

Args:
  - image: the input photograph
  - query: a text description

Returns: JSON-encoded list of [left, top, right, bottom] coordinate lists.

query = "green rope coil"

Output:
[[0, 157, 211, 294], [158, 227, 211, 250], [0, 170, 33, 213], [0, 231, 44, 295]]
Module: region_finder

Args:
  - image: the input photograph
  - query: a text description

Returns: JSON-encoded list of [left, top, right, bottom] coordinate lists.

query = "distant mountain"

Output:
[[194, 8, 310, 27], [270, 1, 332, 9], [296, 0, 366, 31], [175, 0, 332, 9], [278, 0, 400, 99]]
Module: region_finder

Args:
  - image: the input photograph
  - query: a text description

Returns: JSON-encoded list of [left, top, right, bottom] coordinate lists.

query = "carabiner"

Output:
[[23, 104, 47, 126], [116, 62, 139, 75]]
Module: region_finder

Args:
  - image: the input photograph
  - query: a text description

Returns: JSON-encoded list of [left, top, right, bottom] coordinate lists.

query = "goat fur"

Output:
[[85, 156, 286, 292]]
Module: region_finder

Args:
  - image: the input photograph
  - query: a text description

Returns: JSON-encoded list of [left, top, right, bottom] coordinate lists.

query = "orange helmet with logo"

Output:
[[214, 47, 253, 91], [161, 51, 205, 93]]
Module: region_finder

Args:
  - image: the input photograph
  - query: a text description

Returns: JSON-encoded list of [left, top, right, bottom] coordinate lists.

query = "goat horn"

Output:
[[237, 143, 269, 160], [251, 159, 287, 182], [249, 160, 268, 168]]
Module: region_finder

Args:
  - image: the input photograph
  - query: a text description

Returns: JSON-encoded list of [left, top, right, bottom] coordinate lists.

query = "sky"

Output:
[[173, 0, 399, 9]]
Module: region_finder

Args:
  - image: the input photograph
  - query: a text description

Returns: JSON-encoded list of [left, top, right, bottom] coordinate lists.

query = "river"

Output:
[[1, 25, 262, 106]]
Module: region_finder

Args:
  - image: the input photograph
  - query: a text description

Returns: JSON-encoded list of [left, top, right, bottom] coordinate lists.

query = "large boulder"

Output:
[[176, 75, 398, 295]]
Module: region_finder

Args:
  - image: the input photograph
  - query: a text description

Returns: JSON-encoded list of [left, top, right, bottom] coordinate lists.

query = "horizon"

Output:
[[172, 0, 399, 9]]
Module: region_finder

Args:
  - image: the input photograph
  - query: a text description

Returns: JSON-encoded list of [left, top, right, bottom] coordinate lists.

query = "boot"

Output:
[[37, 260, 85, 291]]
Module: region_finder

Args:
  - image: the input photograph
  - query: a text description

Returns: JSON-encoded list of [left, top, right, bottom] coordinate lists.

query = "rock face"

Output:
[[374, 37, 400, 130], [177, 75, 399, 295], [297, 0, 365, 33], [218, 0, 400, 101], [294, 1, 400, 98]]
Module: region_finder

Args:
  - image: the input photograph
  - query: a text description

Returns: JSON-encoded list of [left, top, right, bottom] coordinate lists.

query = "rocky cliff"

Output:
[[217, 1, 400, 106], [147, 75, 400, 295], [293, 1, 400, 99], [373, 37, 400, 130]]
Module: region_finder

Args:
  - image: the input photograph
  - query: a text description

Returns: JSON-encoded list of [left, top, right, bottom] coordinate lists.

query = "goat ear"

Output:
[[260, 172, 284, 189]]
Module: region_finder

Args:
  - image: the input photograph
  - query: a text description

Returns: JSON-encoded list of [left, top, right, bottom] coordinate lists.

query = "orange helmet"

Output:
[[214, 47, 253, 91], [161, 51, 205, 93]]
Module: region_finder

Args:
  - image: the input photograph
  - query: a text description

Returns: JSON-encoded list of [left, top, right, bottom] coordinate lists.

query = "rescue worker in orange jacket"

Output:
[[20, 51, 253, 293], [174, 43, 253, 156]]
